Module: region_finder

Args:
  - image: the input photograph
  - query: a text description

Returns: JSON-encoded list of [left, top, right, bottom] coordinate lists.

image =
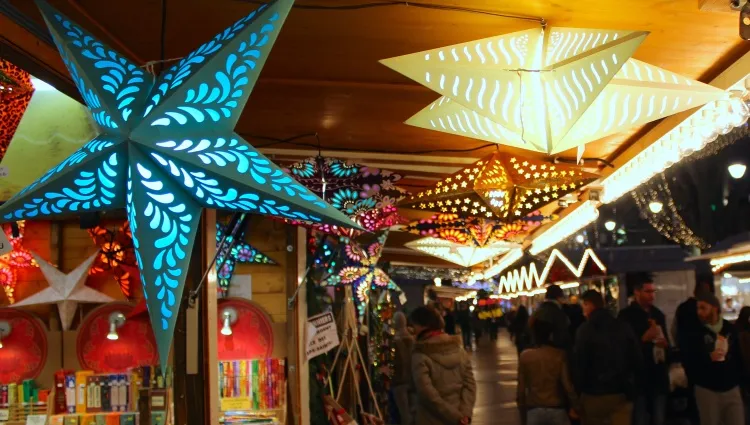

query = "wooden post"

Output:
[[204, 210, 220, 425], [287, 227, 308, 425]]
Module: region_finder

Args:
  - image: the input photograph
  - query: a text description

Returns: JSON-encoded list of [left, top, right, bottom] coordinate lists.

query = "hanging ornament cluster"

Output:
[[403, 210, 556, 246], [0, 0, 358, 370], [287, 157, 408, 235], [381, 27, 726, 155], [632, 173, 708, 249], [0, 222, 37, 303], [0, 59, 34, 162], [88, 221, 139, 298], [399, 153, 597, 220], [215, 221, 276, 294]]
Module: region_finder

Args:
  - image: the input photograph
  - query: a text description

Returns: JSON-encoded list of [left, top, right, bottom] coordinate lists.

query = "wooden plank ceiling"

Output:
[[3, 0, 748, 267]]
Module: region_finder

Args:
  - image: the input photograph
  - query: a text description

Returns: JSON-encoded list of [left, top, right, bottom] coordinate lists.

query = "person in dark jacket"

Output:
[[530, 285, 571, 350], [512, 305, 531, 356], [575, 290, 643, 425], [617, 273, 669, 425], [562, 296, 586, 344], [674, 281, 713, 346], [456, 302, 473, 350], [680, 292, 744, 425]]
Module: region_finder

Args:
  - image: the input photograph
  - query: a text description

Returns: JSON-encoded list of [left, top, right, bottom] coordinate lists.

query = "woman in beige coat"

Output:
[[409, 306, 476, 425]]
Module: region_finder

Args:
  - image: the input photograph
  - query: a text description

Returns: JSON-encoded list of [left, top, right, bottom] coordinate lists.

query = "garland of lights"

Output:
[[683, 123, 750, 164], [496, 248, 606, 295], [0, 221, 37, 303], [632, 173, 708, 249]]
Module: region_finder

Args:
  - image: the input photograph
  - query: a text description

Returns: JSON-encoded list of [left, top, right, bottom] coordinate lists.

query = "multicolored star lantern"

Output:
[[0, 0, 358, 369], [216, 221, 275, 294], [0, 222, 37, 303], [88, 221, 139, 298], [0, 60, 35, 161], [403, 211, 556, 247], [405, 236, 519, 268], [287, 157, 408, 235], [381, 28, 726, 155], [399, 153, 597, 220]]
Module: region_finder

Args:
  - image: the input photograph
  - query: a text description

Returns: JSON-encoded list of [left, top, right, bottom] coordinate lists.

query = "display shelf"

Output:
[[1, 401, 50, 425]]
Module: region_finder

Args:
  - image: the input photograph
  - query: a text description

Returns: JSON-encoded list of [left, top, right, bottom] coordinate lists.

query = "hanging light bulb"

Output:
[[728, 163, 747, 179], [106, 313, 125, 341], [649, 201, 664, 214], [604, 220, 616, 231], [434, 277, 442, 287], [575, 234, 585, 244], [220, 308, 238, 336]]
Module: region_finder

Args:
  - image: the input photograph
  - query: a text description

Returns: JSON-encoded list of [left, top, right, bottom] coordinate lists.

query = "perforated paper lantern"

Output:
[[381, 28, 727, 154], [399, 152, 597, 220], [215, 221, 275, 294], [0, 60, 34, 161], [0, 0, 357, 369], [405, 236, 518, 268]]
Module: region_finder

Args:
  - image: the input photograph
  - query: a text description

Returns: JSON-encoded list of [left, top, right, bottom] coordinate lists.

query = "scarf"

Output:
[[705, 318, 723, 335]]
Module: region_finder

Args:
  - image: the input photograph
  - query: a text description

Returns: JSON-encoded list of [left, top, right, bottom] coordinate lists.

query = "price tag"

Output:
[[221, 397, 251, 411], [0, 229, 11, 256], [0, 409, 8, 420], [0, 167, 8, 178], [399, 292, 408, 305], [26, 415, 47, 425]]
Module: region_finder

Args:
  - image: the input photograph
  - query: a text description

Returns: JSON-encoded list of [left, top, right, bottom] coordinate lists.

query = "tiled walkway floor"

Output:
[[470, 331, 521, 425]]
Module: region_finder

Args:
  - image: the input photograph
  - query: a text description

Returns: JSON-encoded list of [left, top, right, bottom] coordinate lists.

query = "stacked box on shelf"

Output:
[[219, 358, 286, 411]]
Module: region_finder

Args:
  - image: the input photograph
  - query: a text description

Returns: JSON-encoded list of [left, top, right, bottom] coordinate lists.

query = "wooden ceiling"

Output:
[[2, 0, 749, 267]]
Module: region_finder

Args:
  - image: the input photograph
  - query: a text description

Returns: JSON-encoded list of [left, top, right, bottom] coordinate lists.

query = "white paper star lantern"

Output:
[[405, 237, 518, 267], [381, 28, 727, 154], [14, 251, 114, 330]]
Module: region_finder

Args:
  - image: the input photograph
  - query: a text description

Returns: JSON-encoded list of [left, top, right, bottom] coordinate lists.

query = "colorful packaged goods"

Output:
[[218, 358, 286, 411], [55, 370, 74, 413], [76, 371, 94, 413], [65, 374, 77, 413]]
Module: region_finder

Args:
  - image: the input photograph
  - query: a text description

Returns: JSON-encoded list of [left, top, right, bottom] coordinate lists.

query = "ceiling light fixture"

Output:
[[648, 201, 664, 214], [406, 237, 519, 267], [220, 307, 239, 337], [529, 201, 599, 255], [106, 312, 125, 341], [728, 163, 747, 179], [381, 28, 725, 155], [604, 220, 616, 231]]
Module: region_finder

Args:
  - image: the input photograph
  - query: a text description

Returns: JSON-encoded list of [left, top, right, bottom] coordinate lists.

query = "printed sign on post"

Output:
[[25, 415, 46, 425], [305, 311, 339, 360], [0, 228, 11, 256], [0, 409, 8, 420]]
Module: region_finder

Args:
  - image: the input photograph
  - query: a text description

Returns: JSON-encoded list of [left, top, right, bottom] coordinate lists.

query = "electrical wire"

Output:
[[233, 0, 545, 24], [159, 0, 167, 74]]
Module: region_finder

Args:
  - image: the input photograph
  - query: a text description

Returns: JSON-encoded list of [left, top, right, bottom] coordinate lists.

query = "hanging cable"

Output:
[[233, 0, 545, 24]]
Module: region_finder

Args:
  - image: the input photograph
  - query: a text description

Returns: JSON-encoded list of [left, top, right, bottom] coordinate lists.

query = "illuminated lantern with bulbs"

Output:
[[399, 153, 597, 220], [0, 59, 35, 161], [88, 221, 139, 298], [381, 28, 726, 155], [0, 222, 38, 304]]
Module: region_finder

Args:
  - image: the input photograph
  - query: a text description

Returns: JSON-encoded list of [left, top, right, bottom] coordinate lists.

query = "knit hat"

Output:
[[696, 291, 721, 310]]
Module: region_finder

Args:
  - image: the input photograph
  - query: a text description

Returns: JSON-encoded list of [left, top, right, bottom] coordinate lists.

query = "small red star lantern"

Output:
[[0, 221, 37, 303], [399, 153, 597, 221], [0, 59, 34, 161], [88, 221, 139, 298]]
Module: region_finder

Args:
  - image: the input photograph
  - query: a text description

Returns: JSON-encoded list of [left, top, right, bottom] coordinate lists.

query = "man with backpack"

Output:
[[574, 290, 644, 425]]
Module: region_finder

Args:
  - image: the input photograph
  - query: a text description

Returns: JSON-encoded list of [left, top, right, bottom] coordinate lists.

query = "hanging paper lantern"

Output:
[[0, 60, 34, 162], [399, 152, 597, 220], [0, 0, 358, 370], [215, 221, 275, 294], [88, 221, 139, 298], [381, 28, 727, 155], [0, 222, 37, 303]]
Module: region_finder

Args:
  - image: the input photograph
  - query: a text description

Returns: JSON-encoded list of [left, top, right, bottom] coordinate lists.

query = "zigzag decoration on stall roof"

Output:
[[286, 157, 409, 236], [497, 248, 606, 295], [216, 221, 275, 294], [0, 0, 359, 370], [0, 60, 35, 161], [88, 221, 139, 298]]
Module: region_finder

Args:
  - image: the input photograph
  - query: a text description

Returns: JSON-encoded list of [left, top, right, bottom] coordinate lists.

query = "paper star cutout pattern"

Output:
[[0, 59, 34, 161], [0, 0, 358, 369], [381, 28, 726, 154], [405, 237, 519, 268], [400, 152, 596, 220], [216, 221, 275, 294], [88, 221, 139, 298], [403, 211, 555, 246], [0, 222, 38, 303], [14, 251, 114, 330]]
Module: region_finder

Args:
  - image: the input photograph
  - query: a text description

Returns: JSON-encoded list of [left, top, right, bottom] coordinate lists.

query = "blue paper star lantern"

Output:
[[0, 0, 358, 369], [216, 221, 275, 294]]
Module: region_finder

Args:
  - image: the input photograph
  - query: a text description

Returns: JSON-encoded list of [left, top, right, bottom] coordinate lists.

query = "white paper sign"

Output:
[[0, 228, 11, 256], [0, 409, 9, 421], [305, 311, 339, 360], [25, 415, 46, 425], [229, 273, 252, 300], [399, 293, 408, 305], [0, 167, 8, 178]]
